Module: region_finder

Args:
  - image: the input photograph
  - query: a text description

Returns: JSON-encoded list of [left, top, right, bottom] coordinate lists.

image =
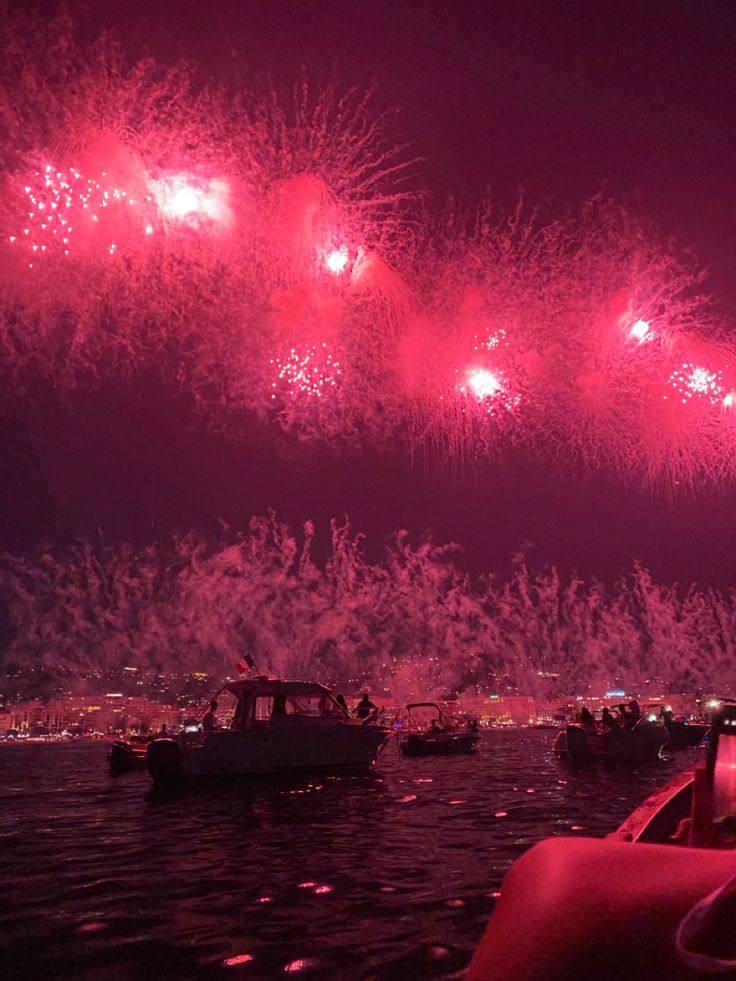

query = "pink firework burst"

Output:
[[665, 363, 724, 406], [7, 163, 152, 265], [455, 327, 522, 414], [149, 174, 231, 225], [457, 366, 521, 414], [628, 318, 650, 342], [324, 246, 350, 275], [270, 343, 343, 399]]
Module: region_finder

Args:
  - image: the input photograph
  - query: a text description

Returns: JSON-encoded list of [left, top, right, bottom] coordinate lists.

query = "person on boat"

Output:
[[628, 699, 642, 721], [579, 707, 598, 734], [356, 693, 378, 720], [600, 707, 619, 731], [600, 705, 630, 750], [202, 700, 219, 732], [617, 703, 636, 729], [335, 693, 350, 715], [661, 707, 677, 735], [159, 723, 169, 737]]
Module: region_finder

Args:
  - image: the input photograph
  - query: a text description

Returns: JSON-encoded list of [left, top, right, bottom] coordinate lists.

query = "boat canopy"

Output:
[[223, 679, 334, 699]]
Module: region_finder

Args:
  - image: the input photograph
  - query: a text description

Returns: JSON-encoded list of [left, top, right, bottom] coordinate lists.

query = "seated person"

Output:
[[618, 702, 636, 729], [356, 693, 378, 720], [202, 700, 219, 733], [600, 707, 619, 730], [579, 707, 598, 734]]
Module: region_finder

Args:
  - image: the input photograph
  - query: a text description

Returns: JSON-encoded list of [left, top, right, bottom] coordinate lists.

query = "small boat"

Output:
[[108, 737, 149, 773], [397, 702, 480, 757], [638, 702, 710, 750], [663, 714, 710, 749], [146, 679, 392, 785], [553, 717, 668, 765]]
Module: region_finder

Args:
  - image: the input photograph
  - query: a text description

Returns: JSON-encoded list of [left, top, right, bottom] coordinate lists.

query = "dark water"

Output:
[[0, 732, 695, 980]]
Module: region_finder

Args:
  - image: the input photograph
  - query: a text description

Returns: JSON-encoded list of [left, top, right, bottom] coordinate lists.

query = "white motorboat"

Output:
[[146, 678, 392, 784]]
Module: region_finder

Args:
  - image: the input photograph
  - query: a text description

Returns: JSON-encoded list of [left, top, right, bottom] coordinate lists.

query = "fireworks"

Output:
[[6, 164, 142, 264], [474, 327, 508, 352], [665, 363, 724, 406], [4, 13, 736, 493], [466, 368, 501, 399], [150, 175, 231, 225], [5, 165, 232, 268], [6, 518, 736, 691], [628, 319, 650, 342], [324, 247, 350, 275], [240, 80, 421, 256], [458, 367, 521, 414], [455, 327, 522, 414], [270, 343, 343, 398]]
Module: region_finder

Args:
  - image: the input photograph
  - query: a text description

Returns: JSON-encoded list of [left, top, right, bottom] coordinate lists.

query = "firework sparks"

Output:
[[270, 343, 343, 398], [454, 327, 522, 414], [5, 165, 234, 267], [6, 164, 145, 263], [458, 367, 521, 414], [150, 175, 231, 224], [4, 13, 736, 493], [628, 319, 650, 341], [474, 327, 508, 352], [466, 368, 501, 399], [324, 247, 349, 275], [665, 363, 724, 406]]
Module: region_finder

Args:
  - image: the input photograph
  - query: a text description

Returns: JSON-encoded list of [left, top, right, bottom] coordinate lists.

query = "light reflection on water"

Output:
[[0, 731, 695, 979]]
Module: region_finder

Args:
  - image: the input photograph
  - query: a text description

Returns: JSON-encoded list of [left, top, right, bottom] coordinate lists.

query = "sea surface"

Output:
[[0, 731, 696, 980]]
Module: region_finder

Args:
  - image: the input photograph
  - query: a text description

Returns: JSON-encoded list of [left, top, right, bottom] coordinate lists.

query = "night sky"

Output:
[[3, 0, 736, 586]]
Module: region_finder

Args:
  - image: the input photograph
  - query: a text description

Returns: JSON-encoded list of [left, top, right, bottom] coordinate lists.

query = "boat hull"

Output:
[[147, 720, 392, 782], [399, 732, 479, 756], [665, 720, 709, 749], [553, 721, 668, 765]]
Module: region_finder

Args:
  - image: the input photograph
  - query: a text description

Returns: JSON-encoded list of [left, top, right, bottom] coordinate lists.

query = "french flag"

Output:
[[235, 654, 256, 674]]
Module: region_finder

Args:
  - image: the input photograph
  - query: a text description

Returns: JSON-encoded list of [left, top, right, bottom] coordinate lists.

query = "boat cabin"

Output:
[[216, 679, 351, 731]]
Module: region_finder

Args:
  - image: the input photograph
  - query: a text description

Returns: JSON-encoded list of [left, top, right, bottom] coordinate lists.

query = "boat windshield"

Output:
[[214, 689, 237, 729], [406, 704, 452, 731], [251, 692, 346, 723]]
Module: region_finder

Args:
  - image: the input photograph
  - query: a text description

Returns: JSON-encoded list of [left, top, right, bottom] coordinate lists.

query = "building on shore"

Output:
[[1, 694, 185, 735]]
